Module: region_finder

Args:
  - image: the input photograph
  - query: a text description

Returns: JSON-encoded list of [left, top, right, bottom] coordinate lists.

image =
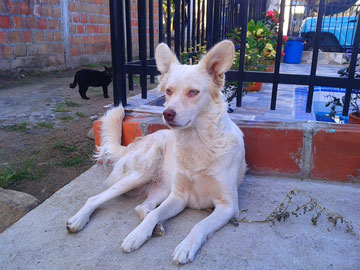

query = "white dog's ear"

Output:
[[155, 43, 179, 74], [200, 40, 235, 78]]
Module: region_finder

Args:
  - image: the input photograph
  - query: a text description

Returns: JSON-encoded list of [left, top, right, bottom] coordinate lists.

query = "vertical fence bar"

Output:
[[201, 0, 205, 45], [174, 0, 181, 58], [138, 0, 147, 99], [159, 0, 164, 43], [192, 0, 196, 48], [270, 0, 286, 110], [109, 0, 126, 106], [125, 0, 133, 91], [197, 0, 200, 48], [306, 0, 326, 113], [235, 0, 248, 107], [167, 0, 171, 47], [181, 0, 185, 52], [149, 0, 155, 83], [206, 0, 214, 50], [343, 17, 360, 116], [187, 1, 191, 50], [213, 0, 220, 43]]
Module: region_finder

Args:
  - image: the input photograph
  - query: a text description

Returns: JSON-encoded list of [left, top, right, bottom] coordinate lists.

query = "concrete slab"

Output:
[[1, 165, 359, 270]]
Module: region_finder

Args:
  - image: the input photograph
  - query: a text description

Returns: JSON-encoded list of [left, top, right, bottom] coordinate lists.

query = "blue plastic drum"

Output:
[[284, 37, 304, 64]]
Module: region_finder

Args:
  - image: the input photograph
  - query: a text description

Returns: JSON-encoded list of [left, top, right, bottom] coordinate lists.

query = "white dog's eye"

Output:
[[166, 88, 172, 96], [187, 89, 200, 98]]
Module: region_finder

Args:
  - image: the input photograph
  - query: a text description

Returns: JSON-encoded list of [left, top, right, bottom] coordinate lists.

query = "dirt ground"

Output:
[[0, 65, 156, 203]]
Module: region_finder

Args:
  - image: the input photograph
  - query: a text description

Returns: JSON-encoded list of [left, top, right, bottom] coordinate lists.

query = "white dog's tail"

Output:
[[94, 106, 127, 163]]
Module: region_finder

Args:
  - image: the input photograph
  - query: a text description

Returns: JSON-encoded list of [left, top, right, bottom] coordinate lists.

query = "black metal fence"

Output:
[[110, 0, 360, 117]]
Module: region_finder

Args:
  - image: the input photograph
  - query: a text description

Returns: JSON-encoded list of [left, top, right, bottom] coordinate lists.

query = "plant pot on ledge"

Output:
[[349, 112, 360, 124], [246, 82, 263, 91]]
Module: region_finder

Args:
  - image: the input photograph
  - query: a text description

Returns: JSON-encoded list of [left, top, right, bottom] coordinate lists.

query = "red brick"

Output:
[[241, 126, 303, 175], [19, 2, 31, 15], [89, 15, 96, 24], [0, 32, 7, 43], [95, 0, 102, 5], [87, 25, 94, 34], [69, 2, 76, 12], [14, 44, 26, 57], [53, 7, 61, 18], [46, 31, 54, 42], [8, 31, 21, 43], [55, 31, 62, 42], [43, 6, 52, 17], [1, 46, 13, 59], [80, 14, 87, 23], [38, 18, 47, 29], [147, 124, 168, 134], [93, 119, 102, 148], [77, 25, 84, 34], [72, 13, 80, 23], [121, 118, 143, 146], [71, 25, 76, 34], [312, 128, 360, 181], [22, 31, 32, 43], [12, 16, 24, 28], [5, 1, 18, 14], [71, 47, 78, 56], [83, 35, 89, 44], [49, 0, 57, 5], [99, 25, 105, 34], [25, 17, 37, 29], [33, 31, 44, 42], [48, 19, 57, 30], [0, 15, 10, 28]]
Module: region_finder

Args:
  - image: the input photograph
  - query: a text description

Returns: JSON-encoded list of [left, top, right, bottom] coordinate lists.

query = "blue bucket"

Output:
[[284, 37, 304, 64]]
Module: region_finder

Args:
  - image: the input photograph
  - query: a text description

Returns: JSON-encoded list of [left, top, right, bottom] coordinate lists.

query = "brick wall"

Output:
[[0, 0, 160, 72], [0, 0, 64, 71], [68, 0, 111, 67]]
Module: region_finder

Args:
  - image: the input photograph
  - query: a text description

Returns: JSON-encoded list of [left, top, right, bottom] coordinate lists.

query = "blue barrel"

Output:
[[284, 37, 304, 64]]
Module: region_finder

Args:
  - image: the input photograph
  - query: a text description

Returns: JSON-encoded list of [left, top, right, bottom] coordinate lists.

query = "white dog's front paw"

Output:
[[173, 236, 202, 265], [66, 213, 89, 233], [121, 227, 152, 253]]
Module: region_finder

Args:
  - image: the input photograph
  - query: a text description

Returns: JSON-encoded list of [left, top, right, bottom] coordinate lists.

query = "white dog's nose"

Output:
[[163, 109, 176, 122]]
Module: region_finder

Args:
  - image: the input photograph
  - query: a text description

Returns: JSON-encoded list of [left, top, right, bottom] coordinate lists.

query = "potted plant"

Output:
[[325, 89, 360, 124]]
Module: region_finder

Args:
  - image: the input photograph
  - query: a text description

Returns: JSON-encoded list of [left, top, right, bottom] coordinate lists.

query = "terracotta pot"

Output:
[[349, 112, 360, 124], [246, 82, 263, 91], [266, 65, 274, 72]]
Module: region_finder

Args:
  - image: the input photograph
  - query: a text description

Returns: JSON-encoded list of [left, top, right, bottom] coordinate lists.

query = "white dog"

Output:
[[66, 40, 246, 265]]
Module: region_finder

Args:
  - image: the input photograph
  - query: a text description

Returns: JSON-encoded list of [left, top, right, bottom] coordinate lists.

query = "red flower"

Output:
[[266, 10, 275, 18], [282, 51, 285, 57], [282, 35, 288, 43]]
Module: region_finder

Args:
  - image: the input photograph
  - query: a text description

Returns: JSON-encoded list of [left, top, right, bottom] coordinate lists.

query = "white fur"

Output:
[[66, 40, 246, 265]]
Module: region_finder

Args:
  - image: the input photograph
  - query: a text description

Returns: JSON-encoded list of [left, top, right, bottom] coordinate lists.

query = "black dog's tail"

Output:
[[69, 75, 78, 88]]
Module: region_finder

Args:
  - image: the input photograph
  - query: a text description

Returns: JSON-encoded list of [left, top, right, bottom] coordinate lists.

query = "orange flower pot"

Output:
[[246, 82, 263, 91]]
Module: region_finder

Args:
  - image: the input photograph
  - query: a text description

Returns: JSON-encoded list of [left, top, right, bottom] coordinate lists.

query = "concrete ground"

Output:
[[1, 165, 359, 270]]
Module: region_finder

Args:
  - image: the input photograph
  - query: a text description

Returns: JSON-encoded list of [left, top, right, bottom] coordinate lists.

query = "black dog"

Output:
[[70, 66, 112, 100]]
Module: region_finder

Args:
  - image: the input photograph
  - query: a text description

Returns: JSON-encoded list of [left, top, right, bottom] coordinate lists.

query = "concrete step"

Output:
[[0, 165, 359, 270]]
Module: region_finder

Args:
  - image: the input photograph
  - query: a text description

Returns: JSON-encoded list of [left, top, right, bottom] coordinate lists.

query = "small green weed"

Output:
[[36, 122, 54, 129], [0, 158, 41, 188], [61, 155, 85, 167], [54, 104, 70, 113], [54, 141, 77, 152], [7, 122, 29, 131], [65, 100, 81, 107], [59, 115, 74, 121], [75, 112, 86, 118]]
